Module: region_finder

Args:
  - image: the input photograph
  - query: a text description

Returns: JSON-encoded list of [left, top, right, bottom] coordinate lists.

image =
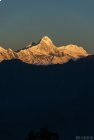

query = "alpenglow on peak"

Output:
[[0, 36, 89, 64], [40, 36, 54, 46]]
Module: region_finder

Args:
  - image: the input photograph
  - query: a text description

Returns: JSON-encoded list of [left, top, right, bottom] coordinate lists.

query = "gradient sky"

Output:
[[0, 0, 94, 53]]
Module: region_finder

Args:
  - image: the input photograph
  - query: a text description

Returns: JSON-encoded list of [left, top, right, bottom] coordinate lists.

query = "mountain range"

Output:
[[0, 36, 94, 140], [0, 36, 89, 64]]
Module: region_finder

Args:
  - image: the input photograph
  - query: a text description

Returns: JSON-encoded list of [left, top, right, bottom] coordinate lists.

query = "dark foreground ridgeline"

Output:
[[0, 56, 94, 140]]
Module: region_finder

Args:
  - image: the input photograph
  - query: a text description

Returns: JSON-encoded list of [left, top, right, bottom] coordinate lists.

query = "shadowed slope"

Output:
[[0, 56, 94, 140]]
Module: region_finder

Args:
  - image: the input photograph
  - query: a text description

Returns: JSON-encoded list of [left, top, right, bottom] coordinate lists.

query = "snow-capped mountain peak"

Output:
[[40, 36, 54, 47], [0, 37, 89, 64]]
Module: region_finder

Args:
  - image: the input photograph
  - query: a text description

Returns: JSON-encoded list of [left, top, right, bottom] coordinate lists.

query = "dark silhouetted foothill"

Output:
[[26, 126, 59, 140], [0, 55, 94, 140]]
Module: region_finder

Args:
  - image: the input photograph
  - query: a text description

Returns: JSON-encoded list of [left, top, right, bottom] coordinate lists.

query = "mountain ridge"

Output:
[[0, 36, 89, 64], [0, 47, 94, 140]]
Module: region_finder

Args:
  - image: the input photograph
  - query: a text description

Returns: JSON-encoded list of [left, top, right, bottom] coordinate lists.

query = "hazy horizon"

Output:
[[0, 0, 94, 53]]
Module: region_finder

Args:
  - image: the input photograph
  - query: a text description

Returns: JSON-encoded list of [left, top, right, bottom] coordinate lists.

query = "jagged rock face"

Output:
[[0, 36, 89, 64], [0, 47, 15, 62]]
